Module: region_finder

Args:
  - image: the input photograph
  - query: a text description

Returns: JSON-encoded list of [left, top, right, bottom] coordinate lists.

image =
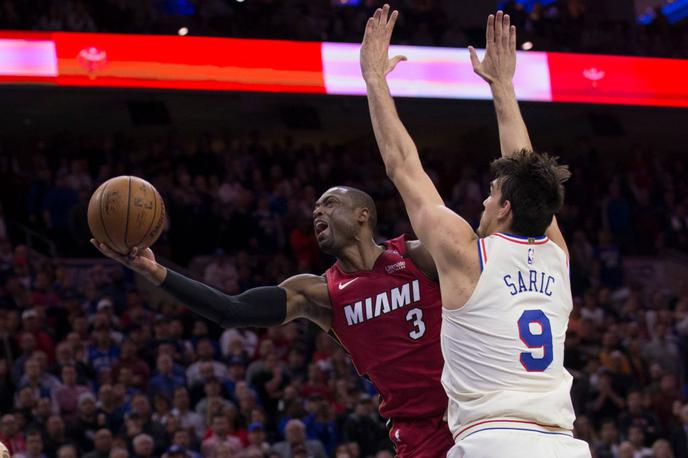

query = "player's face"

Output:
[[478, 180, 505, 237], [313, 189, 359, 255]]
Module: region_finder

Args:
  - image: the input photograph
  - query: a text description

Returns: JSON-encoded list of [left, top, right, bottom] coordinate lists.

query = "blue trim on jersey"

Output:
[[477, 239, 484, 272], [464, 427, 573, 440], [499, 232, 547, 241]]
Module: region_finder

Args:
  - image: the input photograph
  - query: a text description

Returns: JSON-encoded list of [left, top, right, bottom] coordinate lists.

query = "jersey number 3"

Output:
[[406, 308, 426, 340], [517, 309, 553, 371]]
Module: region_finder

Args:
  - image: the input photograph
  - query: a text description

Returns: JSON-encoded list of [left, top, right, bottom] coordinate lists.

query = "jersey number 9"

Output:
[[517, 309, 553, 371]]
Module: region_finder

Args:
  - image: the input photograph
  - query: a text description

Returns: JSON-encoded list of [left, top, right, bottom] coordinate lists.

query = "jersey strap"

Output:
[[477, 238, 488, 270]]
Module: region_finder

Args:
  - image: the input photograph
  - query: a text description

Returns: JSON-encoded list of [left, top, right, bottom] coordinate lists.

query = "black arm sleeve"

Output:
[[160, 269, 287, 328]]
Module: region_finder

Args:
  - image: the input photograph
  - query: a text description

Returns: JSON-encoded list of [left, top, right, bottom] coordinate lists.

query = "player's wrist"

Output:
[[364, 73, 387, 85], [489, 79, 515, 93], [142, 263, 167, 286]]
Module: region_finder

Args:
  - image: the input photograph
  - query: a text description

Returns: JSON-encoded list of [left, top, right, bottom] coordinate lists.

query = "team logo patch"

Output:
[[385, 261, 406, 274], [527, 248, 535, 265]]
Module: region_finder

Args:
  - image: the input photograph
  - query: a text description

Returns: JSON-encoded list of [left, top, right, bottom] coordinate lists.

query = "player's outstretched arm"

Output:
[[90, 239, 332, 331], [470, 11, 532, 156], [361, 5, 476, 263], [470, 12, 568, 253]]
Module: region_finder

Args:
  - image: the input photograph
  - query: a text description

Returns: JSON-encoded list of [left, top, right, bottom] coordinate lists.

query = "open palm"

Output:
[[469, 11, 516, 85], [360, 4, 407, 81]]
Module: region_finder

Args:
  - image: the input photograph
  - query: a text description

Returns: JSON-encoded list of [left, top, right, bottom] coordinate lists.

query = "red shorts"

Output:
[[388, 416, 454, 457]]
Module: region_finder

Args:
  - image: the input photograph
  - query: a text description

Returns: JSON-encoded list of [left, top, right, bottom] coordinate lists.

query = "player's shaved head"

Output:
[[324, 186, 377, 230]]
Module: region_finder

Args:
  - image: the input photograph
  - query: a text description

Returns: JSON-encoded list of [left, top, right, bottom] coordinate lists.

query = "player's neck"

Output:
[[337, 238, 385, 273]]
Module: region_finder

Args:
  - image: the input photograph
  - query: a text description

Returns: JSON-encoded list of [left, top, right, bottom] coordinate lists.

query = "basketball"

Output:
[[87, 176, 166, 255]]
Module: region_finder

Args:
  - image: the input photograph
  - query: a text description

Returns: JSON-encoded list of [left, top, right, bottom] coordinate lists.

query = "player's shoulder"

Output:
[[402, 238, 439, 281]]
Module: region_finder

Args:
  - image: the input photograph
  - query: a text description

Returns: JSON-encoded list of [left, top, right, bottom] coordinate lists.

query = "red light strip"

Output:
[[0, 31, 687, 109]]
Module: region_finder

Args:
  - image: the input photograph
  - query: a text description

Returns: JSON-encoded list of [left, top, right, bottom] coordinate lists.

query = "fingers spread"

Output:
[[387, 9, 399, 31], [374, 7, 383, 27], [381, 4, 390, 25]]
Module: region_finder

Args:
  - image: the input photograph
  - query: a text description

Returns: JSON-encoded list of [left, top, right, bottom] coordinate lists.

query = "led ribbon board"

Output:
[[1, 31, 687, 108]]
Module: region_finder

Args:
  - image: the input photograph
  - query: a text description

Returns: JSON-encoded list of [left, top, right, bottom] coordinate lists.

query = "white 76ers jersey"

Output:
[[441, 232, 576, 439]]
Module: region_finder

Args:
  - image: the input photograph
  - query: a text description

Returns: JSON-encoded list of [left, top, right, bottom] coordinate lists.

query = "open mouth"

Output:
[[314, 220, 329, 237]]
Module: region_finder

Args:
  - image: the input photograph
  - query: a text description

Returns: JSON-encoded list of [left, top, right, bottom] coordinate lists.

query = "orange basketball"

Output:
[[87, 176, 166, 255]]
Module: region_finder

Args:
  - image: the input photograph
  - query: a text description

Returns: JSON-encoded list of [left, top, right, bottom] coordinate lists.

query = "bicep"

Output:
[[279, 274, 332, 331], [403, 194, 477, 269]]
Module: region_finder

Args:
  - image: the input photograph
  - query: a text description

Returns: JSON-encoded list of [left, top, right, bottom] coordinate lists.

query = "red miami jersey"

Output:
[[325, 235, 447, 420]]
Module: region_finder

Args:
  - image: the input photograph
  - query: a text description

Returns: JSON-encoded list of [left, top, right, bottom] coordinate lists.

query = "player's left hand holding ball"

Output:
[[90, 239, 166, 285]]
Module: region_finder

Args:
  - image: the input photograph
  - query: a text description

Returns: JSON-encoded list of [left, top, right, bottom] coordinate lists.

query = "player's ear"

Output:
[[498, 199, 511, 221], [357, 208, 369, 225]]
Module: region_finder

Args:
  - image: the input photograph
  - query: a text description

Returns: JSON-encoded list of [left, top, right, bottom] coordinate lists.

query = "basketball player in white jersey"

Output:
[[361, 6, 591, 457]]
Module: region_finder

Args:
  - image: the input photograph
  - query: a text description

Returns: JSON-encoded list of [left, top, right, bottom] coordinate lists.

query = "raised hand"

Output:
[[360, 4, 407, 82], [469, 11, 516, 86], [90, 238, 166, 285]]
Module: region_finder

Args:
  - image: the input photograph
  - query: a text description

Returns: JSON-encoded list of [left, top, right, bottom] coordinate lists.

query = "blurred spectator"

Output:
[[132, 433, 155, 458], [171, 387, 204, 441], [111, 338, 150, 389], [69, 392, 100, 452], [201, 413, 243, 457], [0, 413, 25, 455], [51, 364, 90, 419], [56, 444, 78, 458], [12, 429, 45, 458], [83, 428, 113, 458], [271, 418, 327, 458], [148, 354, 185, 400], [626, 425, 653, 457], [203, 250, 237, 290], [43, 415, 68, 456], [186, 338, 227, 387], [343, 396, 385, 457]]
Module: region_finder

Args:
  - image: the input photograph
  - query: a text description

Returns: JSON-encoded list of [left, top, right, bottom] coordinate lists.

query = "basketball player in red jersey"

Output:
[[91, 184, 454, 457]]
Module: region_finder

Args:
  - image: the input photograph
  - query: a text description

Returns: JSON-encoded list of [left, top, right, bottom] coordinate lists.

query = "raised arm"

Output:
[[90, 240, 332, 331], [470, 11, 567, 253], [360, 5, 476, 264], [469, 11, 532, 156]]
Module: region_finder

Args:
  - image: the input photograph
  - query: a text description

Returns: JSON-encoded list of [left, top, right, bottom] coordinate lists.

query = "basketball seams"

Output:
[[123, 176, 132, 250], [98, 180, 120, 253], [132, 181, 158, 248]]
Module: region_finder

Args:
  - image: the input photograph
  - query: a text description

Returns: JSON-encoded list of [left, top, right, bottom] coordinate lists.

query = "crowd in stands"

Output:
[[0, 130, 686, 458], [0, 0, 687, 58]]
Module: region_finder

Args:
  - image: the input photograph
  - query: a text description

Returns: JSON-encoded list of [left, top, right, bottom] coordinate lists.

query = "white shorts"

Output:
[[447, 428, 592, 458]]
